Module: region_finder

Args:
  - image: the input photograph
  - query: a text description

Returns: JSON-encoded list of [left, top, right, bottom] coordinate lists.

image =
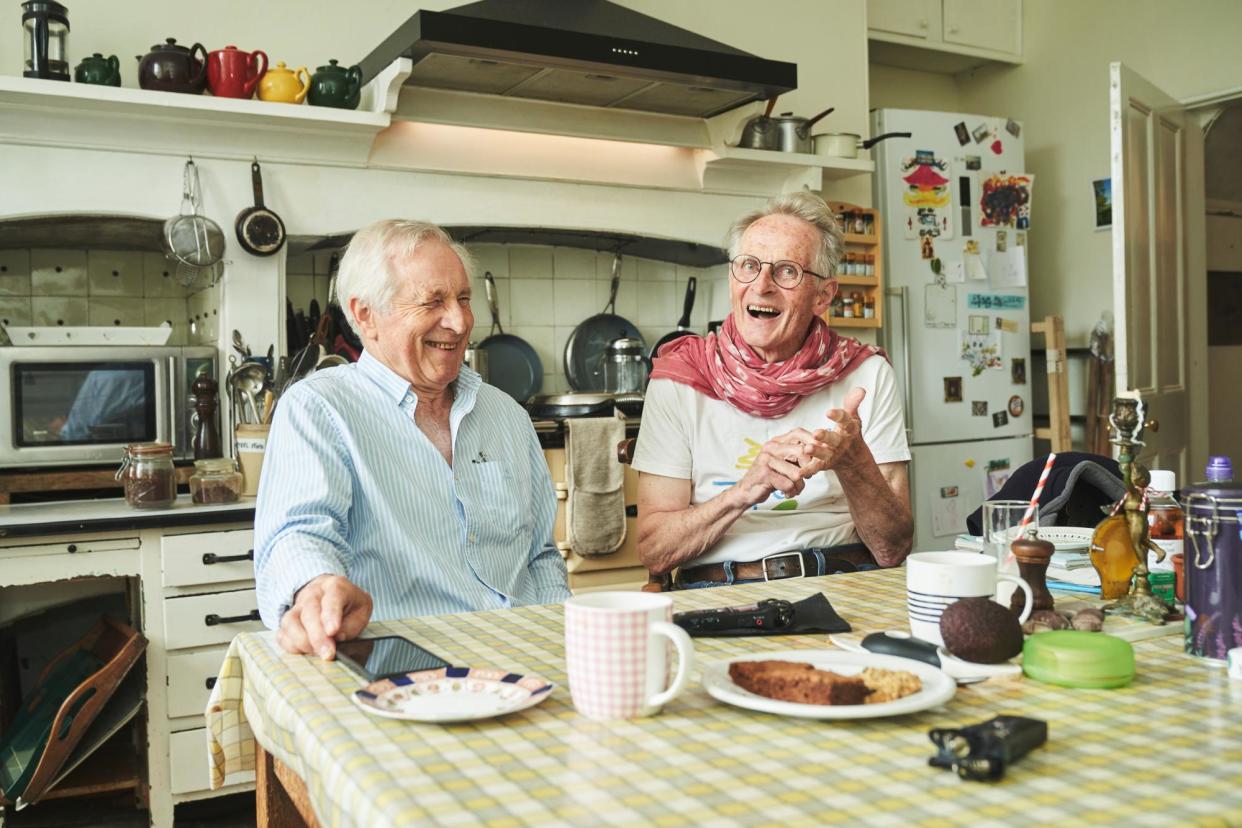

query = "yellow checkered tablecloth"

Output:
[[206, 569, 1242, 827]]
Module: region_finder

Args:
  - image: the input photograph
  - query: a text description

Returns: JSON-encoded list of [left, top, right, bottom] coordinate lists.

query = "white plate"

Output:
[[3, 325, 173, 346], [702, 650, 956, 720], [352, 666, 554, 723], [828, 632, 1024, 683], [1036, 527, 1094, 551]]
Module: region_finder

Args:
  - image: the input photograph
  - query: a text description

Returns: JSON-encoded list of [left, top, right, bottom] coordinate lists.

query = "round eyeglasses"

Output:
[[729, 255, 825, 289]]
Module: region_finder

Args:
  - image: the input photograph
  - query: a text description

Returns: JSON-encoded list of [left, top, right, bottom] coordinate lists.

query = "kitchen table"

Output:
[[207, 569, 1242, 827]]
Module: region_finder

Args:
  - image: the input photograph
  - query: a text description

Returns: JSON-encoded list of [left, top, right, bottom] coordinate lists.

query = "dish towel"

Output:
[[565, 415, 626, 557]]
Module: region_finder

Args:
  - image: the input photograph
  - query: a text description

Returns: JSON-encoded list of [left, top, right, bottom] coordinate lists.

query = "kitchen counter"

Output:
[[0, 495, 255, 539]]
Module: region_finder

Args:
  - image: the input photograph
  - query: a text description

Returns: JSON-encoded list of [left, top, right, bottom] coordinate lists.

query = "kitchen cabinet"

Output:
[[868, 0, 1022, 73]]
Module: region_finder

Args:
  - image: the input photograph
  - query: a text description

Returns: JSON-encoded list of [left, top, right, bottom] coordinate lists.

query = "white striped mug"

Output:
[[906, 551, 1033, 647]]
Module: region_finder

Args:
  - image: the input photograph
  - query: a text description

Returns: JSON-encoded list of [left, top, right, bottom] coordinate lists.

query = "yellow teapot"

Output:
[[258, 61, 310, 104]]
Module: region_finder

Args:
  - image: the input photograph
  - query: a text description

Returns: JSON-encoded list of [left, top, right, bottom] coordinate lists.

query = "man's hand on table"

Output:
[[277, 574, 373, 659]]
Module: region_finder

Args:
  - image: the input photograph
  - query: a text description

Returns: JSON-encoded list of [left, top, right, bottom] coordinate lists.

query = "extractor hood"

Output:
[[357, 0, 797, 119]]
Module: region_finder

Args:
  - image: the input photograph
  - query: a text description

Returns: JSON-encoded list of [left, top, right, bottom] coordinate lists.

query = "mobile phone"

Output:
[[335, 635, 453, 682]]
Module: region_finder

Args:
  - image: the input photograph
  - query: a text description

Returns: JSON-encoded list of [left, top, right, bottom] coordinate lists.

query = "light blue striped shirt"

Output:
[[254, 350, 569, 628]]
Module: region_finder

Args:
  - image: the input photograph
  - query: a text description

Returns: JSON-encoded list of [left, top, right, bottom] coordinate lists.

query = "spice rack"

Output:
[[826, 201, 883, 330]]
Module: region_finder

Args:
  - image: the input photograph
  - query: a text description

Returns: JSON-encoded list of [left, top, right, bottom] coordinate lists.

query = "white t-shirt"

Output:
[[632, 355, 910, 565]]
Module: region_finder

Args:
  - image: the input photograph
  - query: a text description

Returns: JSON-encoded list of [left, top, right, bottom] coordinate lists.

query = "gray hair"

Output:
[[724, 191, 844, 285], [333, 219, 475, 335]]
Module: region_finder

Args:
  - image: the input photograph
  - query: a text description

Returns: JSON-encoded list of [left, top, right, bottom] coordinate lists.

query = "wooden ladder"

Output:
[[1031, 315, 1072, 452]]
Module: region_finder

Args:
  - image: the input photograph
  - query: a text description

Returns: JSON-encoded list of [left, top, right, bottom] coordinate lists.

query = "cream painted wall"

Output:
[[868, 63, 962, 112]]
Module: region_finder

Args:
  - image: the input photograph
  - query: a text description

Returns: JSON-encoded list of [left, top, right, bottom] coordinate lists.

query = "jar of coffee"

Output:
[[116, 442, 177, 509], [189, 457, 243, 504]]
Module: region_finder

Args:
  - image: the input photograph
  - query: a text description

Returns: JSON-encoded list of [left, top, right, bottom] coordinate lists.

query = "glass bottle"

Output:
[[189, 457, 243, 504], [117, 442, 177, 510], [1146, 469, 1182, 573], [841, 293, 853, 318], [863, 295, 876, 319], [851, 291, 864, 318]]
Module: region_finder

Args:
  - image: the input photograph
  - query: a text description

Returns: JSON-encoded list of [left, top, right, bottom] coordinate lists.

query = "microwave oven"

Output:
[[0, 346, 217, 468]]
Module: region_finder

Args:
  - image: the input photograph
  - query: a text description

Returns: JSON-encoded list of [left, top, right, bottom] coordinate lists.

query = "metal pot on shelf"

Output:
[[772, 107, 835, 153], [463, 342, 488, 382], [812, 131, 912, 159]]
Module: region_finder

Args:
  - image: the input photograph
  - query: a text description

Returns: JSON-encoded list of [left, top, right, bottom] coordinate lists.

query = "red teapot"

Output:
[[207, 45, 268, 99]]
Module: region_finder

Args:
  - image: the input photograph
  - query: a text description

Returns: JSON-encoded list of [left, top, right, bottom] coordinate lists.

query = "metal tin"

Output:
[[1181, 482, 1242, 660]]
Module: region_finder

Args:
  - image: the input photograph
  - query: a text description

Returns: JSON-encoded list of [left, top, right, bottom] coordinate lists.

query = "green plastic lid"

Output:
[[1022, 631, 1135, 688]]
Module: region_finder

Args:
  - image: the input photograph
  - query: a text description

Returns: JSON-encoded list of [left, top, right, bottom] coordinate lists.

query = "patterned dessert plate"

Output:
[[703, 650, 955, 720], [352, 666, 555, 723], [1036, 526, 1095, 551]]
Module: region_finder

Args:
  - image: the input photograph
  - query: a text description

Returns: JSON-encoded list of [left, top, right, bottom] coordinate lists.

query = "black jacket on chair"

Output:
[[965, 452, 1125, 535]]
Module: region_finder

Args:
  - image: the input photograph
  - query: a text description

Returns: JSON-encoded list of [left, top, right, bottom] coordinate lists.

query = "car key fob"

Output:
[[861, 631, 943, 667]]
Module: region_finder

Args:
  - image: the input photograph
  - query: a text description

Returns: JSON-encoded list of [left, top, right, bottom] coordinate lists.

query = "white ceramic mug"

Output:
[[906, 551, 1034, 646], [564, 591, 695, 720]]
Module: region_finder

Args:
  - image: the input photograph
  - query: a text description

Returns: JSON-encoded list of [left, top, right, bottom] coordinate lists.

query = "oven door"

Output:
[[0, 347, 175, 468]]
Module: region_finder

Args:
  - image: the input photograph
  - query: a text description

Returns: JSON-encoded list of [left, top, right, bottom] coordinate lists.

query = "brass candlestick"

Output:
[[1102, 394, 1170, 624]]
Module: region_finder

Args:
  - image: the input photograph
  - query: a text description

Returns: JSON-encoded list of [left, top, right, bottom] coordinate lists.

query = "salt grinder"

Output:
[[192, 374, 222, 459], [1011, 528, 1055, 614]]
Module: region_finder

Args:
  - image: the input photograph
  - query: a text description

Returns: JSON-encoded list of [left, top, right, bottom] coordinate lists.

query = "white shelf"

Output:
[[0, 63, 409, 166], [695, 145, 874, 195]]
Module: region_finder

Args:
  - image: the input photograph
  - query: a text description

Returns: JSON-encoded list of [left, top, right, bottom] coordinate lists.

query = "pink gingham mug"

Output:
[[564, 592, 694, 720]]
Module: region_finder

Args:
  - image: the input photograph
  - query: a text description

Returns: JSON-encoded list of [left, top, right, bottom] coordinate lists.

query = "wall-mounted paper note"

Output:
[[963, 240, 988, 281], [991, 246, 1027, 287], [925, 283, 958, 328]]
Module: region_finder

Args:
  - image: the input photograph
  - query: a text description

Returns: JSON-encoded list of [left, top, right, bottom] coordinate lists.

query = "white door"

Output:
[[1110, 63, 1207, 480]]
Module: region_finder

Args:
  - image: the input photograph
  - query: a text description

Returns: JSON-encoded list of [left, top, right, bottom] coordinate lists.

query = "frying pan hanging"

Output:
[[235, 160, 286, 256], [477, 272, 542, 402], [649, 276, 697, 358], [563, 254, 643, 392]]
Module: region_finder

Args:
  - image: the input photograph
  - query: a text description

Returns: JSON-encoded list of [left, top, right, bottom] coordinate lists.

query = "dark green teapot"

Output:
[[74, 53, 121, 87], [307, 59, 362, 110]]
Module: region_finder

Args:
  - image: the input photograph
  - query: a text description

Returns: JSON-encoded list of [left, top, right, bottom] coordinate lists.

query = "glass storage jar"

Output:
[[189, 457, 243, 504], [116, 442, 177, 509]]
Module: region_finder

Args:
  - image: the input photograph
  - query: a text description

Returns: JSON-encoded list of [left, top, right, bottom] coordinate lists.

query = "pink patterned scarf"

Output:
[[650, 315, 886, 418]]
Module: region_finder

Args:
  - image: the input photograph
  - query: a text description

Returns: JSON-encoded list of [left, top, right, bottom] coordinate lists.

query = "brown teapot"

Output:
[[137, 38, 207, 94]]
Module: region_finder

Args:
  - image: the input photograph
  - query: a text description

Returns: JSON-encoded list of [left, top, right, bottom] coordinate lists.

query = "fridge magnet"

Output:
[[997, 317, 1020, 334], [985, 458, 1012, 498], [980, 172, 1034, 228], [963, 240, 988, 281], [990, 139, 1003, 155], [1011, 358, 1026, 384], [960, 330, 1003, 377], [921, 235, 935, 260], [1093, 177, 1112, 230], [1008, 395, 1025, 417], [992, 246, 1027, 288], [930, 489, 965, 537], [944, 376, 963, 402], [965, 155, 982, 171], [968, 314, 990, 334], [924, 283, 957, 329], [940, 485, 959, 498], [972, 401, 988, 416], [1005, 118, 1022, 138], [971, 122, 990, 143], [954, 121, 970, 145], [1016, 231, 1026, 247], [968, 293, 1024, 310], [992, 410, 1009, 428], [996, 229, 1008, 252]]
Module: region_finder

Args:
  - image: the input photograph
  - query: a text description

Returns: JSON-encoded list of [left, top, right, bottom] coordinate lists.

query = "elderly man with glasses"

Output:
[[632, 192, 913, 589]]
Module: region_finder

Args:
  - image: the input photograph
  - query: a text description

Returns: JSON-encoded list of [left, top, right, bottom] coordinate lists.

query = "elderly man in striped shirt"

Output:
[[255, 220, 570, 659]]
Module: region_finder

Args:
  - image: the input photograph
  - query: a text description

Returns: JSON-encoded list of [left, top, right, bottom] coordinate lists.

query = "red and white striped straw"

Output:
[[1020, 452, 1056, 529]]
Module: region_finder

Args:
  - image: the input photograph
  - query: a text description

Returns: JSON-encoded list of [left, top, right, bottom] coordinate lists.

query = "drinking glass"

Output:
[[983, 500, 1037, 605]]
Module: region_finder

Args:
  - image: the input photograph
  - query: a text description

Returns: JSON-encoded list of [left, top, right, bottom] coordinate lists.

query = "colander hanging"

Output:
[[163, 158, 226, 286]]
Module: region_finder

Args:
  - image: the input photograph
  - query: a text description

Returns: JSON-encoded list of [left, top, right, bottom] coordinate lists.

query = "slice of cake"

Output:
[[728, 659, 871, 705]]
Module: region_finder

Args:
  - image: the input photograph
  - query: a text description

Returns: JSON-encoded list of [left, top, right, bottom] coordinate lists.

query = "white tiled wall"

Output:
[[462, 243, 728, 394], [0, 248, 217, 346]]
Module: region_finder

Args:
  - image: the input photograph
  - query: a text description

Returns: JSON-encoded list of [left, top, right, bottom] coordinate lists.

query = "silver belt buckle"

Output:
[[761, 551, 804, 581]]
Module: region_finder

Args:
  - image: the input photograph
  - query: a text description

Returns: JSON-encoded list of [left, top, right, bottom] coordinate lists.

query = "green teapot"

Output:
[[74, 53, 121, 87], [307, 59, 362, 110]]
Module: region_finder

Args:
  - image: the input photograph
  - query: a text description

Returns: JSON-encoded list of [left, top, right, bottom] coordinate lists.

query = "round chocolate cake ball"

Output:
[[939, 597, 1025, 664]]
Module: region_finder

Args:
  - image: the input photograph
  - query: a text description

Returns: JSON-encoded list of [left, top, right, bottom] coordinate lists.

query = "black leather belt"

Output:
[[675, 544, 875, 587]]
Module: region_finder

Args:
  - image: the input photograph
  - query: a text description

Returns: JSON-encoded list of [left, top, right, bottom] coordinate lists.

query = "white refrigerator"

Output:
[[871, 108, 1034, 552]]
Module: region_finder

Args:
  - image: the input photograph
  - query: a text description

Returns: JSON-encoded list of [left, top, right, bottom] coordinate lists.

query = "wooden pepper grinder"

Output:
[[1011, 527, 1056, 614], [192, 374, 222, 459]]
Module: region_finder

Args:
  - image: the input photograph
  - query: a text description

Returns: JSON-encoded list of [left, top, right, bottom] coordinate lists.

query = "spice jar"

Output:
[[116, 442, 177, 509], [865, 253, 875, 277], [864, 295, 876, 318], [851, 291, 864, 318], [189, 457, 243, 504], [852, 213, 867, 235]]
